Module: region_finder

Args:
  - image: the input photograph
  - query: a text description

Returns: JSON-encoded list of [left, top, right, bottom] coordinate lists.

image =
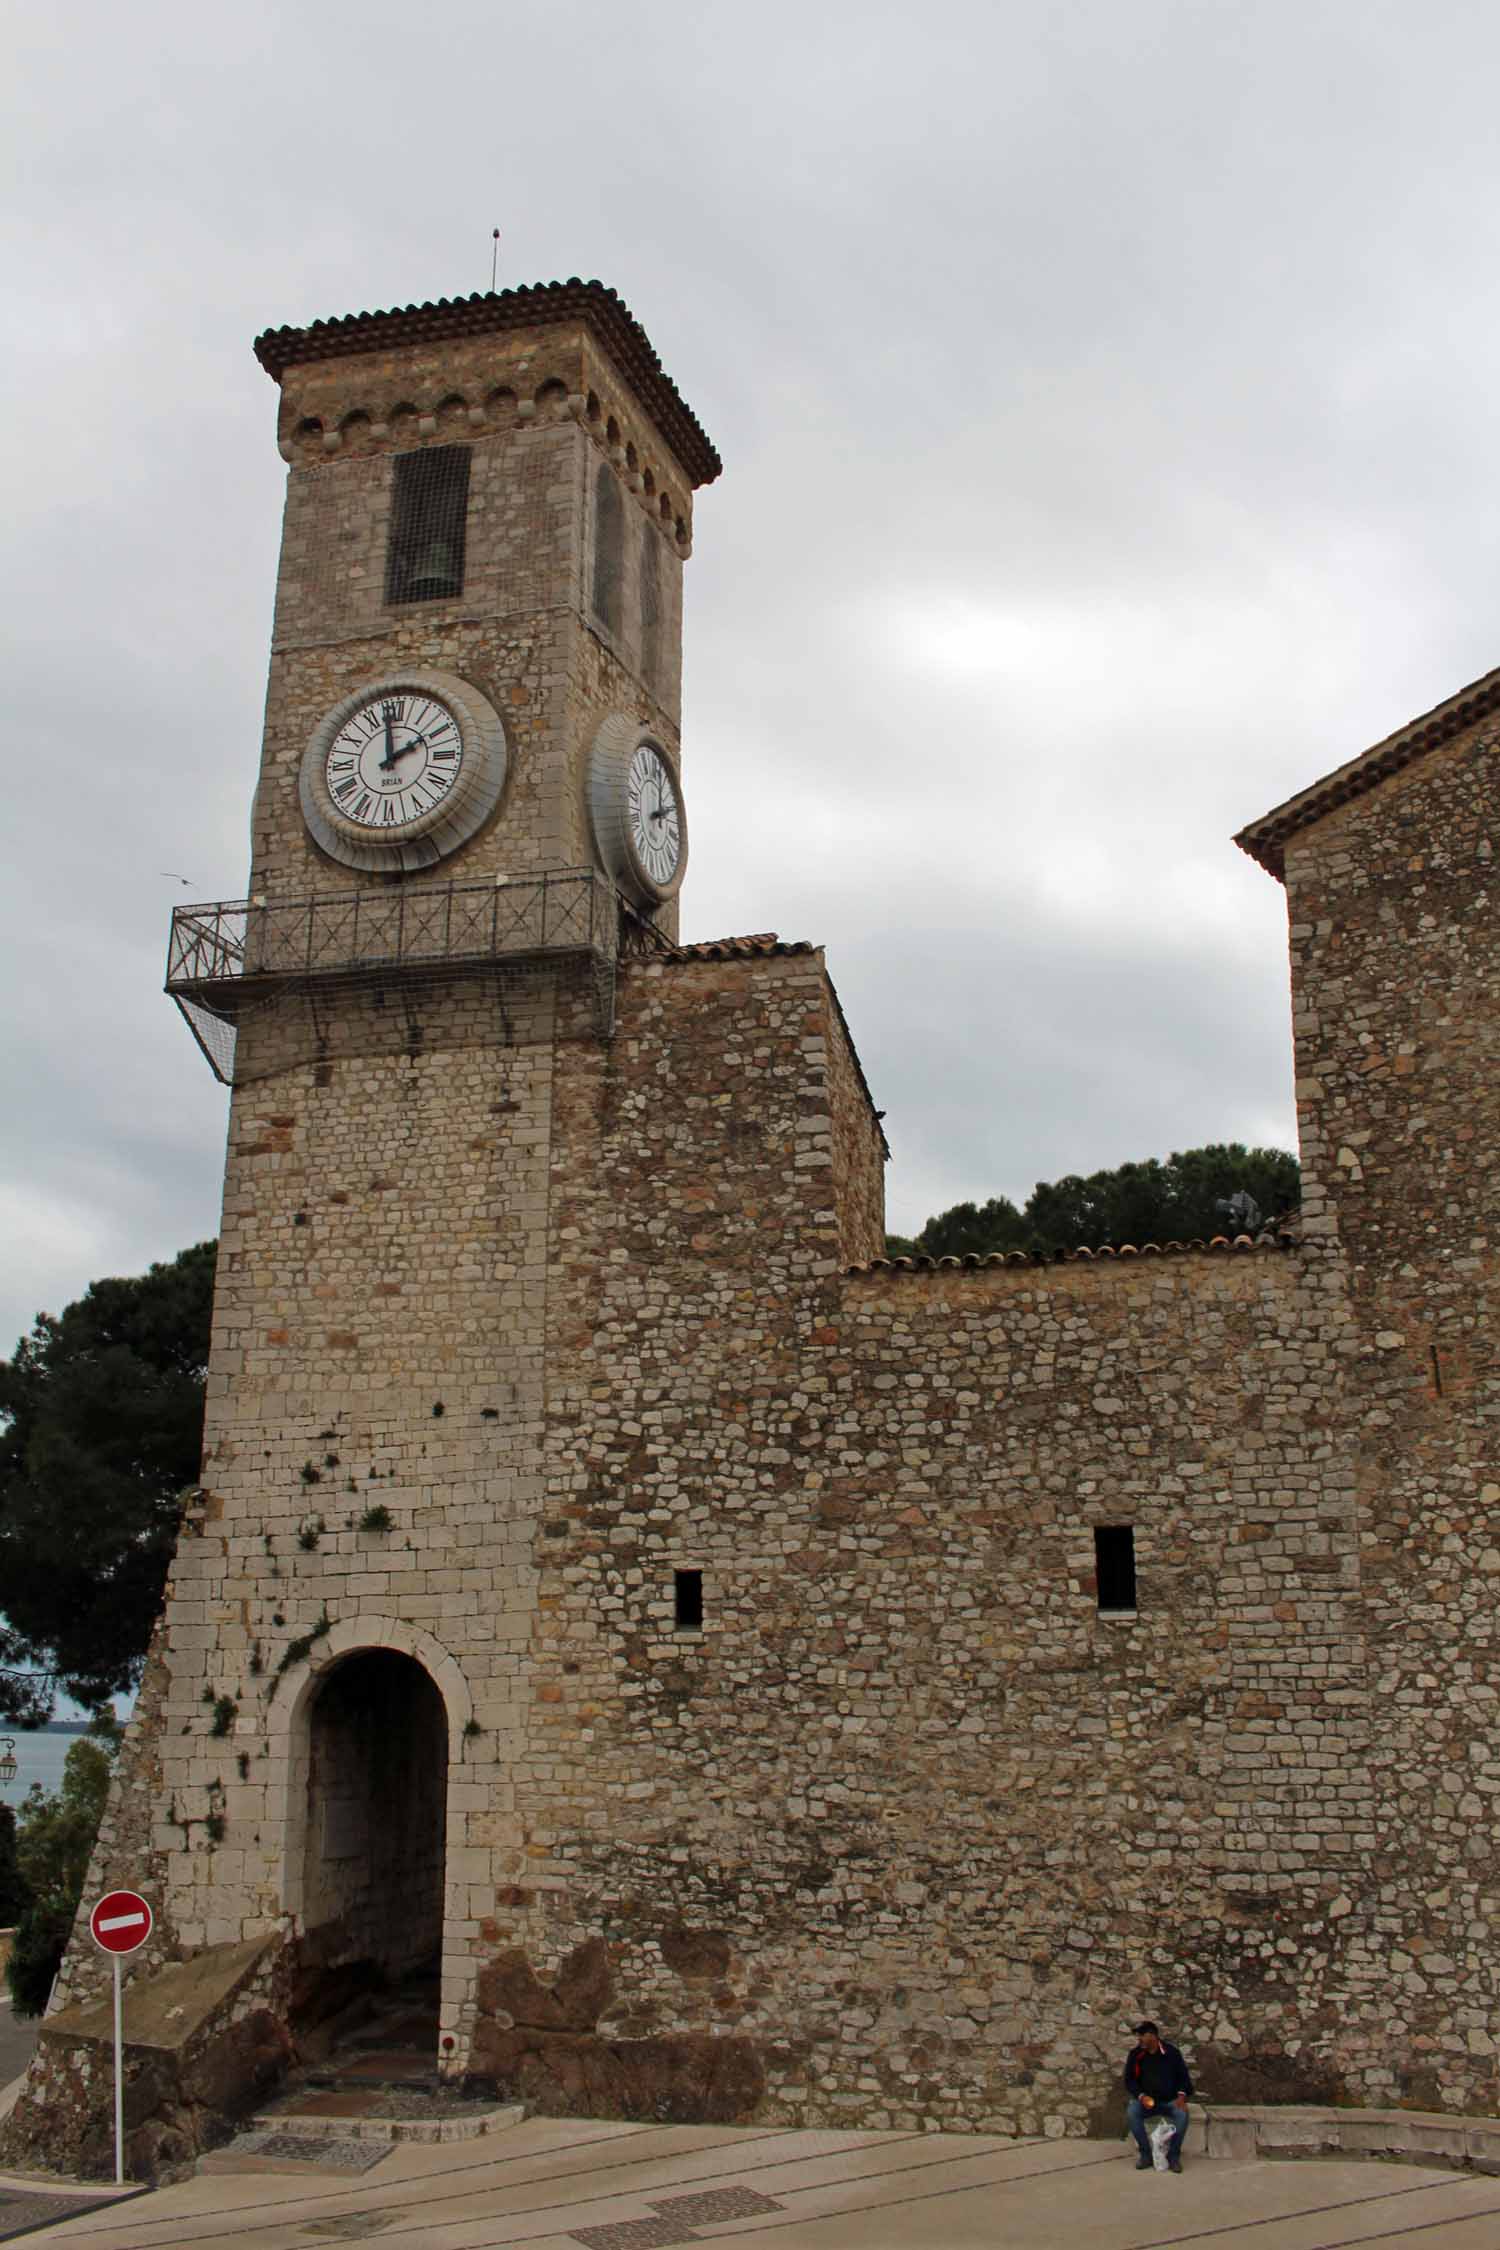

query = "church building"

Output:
[[5, 278, 1495, 2178]]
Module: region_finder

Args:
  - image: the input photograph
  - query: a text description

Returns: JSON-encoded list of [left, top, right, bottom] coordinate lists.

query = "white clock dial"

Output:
[[588, 716, 688, 908], [626, 742, 683, 892], [300, 670, 509, 874], [323, 691, 465, 832]]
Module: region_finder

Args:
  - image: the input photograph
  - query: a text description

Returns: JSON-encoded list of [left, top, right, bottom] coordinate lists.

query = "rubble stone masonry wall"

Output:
[[1283, 722, 1499, 2109], [491, 946, 1382, 2134], [258, 355, 683, 917]]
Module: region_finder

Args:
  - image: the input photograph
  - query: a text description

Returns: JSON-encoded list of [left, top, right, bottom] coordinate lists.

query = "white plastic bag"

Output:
[[1149, 2115, 1174, 2171]]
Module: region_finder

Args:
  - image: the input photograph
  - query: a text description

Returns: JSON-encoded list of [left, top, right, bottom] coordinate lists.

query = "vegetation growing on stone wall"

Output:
[[5, 1719, 118, 2015], [276, 1608, 332, 1675], [208, 1696, 238, 1737], [885, 1143, 1299, 1260], [358, 1504, 393, 1533]]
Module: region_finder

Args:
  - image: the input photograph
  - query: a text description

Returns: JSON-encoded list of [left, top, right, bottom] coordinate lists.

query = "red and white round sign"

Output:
[[89, 1890, 153, 1956]]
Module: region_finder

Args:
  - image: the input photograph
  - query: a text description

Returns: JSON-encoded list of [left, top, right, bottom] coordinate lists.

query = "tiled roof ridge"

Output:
[[252, 280, 722, 489], [1236, 661, 1500, 878], [847, 1231, 1299, 1277], [667, 932, 812, 961]]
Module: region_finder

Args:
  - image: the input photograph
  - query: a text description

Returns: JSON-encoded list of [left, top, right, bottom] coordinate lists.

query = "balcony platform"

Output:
[[165, 869, 629, 1082]]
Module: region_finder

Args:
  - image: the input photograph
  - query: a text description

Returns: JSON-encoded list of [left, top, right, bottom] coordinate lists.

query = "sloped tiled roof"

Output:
[[253, 280, 722, 489], [670, 933, 813, 961], [1236, 662, 1500, 878], [847, 1233, 1295, 1278]]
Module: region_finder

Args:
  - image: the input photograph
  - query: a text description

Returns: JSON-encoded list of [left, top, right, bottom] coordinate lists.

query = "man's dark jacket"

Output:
[[1123, 2041, 1193, 2104]]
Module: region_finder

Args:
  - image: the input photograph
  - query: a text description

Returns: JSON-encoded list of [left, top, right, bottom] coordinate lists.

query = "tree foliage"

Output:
[[0, 1802, 28, 1928], [5, 1726, 117, 2016], [886, 1144, 1299, 1261], [0, 1242, 215, 1724]]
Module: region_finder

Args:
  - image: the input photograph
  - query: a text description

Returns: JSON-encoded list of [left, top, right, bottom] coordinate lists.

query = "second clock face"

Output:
[[324, 690, 465, 833], [626, 741, 684, 892]]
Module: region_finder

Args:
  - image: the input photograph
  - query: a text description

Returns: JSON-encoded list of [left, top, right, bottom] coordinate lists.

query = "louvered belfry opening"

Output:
[[385, 444, 471, 605]]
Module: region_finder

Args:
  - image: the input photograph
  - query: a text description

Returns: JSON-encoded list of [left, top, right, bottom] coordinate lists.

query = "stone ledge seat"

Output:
[[1198, 2103, 1500, 2173]]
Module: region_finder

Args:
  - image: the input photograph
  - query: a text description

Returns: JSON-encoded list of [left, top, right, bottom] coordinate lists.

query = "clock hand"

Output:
[[379, 732, 426, 772]]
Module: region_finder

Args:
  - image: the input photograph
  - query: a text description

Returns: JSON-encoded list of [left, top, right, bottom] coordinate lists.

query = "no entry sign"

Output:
[[89, 1889, 154, 2182], [89, 1890, 153, 1956]]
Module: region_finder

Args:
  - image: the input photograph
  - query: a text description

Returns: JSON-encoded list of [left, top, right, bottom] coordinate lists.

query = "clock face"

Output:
[[627, 741, 683, 892], [300, 670, 509, 874], [587, 716, 688, 908], [324, 690, 464, 833]]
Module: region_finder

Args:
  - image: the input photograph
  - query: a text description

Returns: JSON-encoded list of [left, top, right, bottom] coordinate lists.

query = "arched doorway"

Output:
[[301, 1649, 448, 1983]]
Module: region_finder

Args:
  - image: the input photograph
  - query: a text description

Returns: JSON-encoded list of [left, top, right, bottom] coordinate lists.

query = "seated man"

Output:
[[1123, 2019, 1193, 2172]]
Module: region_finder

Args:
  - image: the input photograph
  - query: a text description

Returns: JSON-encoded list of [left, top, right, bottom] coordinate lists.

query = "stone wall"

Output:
[[1283, 721, 1499, 2110], [482, 953, 1375, 2131], [256, 433, 681, 914]]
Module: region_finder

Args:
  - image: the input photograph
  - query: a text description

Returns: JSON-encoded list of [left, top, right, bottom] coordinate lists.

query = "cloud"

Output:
[[3, 0, 1495, 1350]]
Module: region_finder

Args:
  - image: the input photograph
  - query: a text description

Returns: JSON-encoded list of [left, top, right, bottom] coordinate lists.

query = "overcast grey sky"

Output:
[[4, 0, 1498, 1348]]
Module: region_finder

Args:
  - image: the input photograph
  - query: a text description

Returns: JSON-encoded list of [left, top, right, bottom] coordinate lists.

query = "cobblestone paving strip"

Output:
[[568, 2221, 699, 2250], [0, 2186, 147, 2243], [234, 2131, 391, 2174], [300, 2219, 398, 2241], [650, 2187, 784, 2223]]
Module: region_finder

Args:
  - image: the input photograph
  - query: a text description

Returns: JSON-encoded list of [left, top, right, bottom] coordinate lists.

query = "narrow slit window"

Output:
[[1094, 1525, 1137, 1614], [674, 1569, 703, 1631], [385, 444, 471, 605], [592, 461, 624, 634]]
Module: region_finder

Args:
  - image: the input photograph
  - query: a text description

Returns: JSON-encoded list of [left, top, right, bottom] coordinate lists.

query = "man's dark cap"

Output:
[[1134, 2020, 1160, 2036]]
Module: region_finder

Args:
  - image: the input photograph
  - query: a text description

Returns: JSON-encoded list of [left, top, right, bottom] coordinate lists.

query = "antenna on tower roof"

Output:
[[490, 229, 500, 294]]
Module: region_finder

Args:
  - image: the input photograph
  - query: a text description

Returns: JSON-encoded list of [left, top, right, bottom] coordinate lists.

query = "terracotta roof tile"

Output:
[[1236, 662, 1500, 879], [252, 280, 721, 489], [846, 1233, 1295, 1279], [669, 933, 813, 961]]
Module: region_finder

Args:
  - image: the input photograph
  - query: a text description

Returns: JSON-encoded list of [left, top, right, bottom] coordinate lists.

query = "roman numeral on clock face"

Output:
[[320, 688, 470, 830]]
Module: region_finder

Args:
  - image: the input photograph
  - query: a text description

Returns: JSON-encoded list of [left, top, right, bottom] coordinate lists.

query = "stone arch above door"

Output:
[[269, 1613, 473, 1734]]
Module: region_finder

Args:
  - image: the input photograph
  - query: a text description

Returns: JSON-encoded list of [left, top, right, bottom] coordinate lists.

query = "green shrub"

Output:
[[6, 1734, 116, 2016]]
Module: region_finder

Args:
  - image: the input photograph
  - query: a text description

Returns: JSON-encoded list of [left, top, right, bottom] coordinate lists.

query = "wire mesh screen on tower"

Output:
[[385, 445, 471, 605], [163, 870, 640, 1083]]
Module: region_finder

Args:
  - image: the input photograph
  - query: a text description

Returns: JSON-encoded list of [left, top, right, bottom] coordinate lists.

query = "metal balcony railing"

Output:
[[165, 868, 622, 1081], [167, 869, 617, 995]]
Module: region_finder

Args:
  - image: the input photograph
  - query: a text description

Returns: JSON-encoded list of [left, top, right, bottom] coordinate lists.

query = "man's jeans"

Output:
[[1127, 2096, 1188, 2164]]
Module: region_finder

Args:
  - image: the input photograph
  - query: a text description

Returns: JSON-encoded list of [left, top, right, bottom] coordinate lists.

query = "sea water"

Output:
[[0, 1726, 91, 1811]]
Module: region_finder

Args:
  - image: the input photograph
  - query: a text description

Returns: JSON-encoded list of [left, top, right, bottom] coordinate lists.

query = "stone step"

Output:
[[199, 2096, 524, 2174]]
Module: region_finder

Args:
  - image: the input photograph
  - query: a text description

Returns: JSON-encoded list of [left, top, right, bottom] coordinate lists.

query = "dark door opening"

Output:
[[302, 1649, 448, 1984]]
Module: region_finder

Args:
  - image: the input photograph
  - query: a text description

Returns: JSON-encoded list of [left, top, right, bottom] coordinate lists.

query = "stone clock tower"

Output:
[[13, 279, 882, 2177], [153, 279, 726, 1982]]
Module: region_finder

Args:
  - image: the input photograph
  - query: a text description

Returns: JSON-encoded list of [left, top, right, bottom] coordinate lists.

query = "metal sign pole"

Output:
[[88, 1886, 152, 2185], [113, 1952, 124, 2185]]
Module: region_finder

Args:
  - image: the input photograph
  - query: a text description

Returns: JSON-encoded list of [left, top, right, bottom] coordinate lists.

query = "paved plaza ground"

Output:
[[4, 2114, 1500, 2250]]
